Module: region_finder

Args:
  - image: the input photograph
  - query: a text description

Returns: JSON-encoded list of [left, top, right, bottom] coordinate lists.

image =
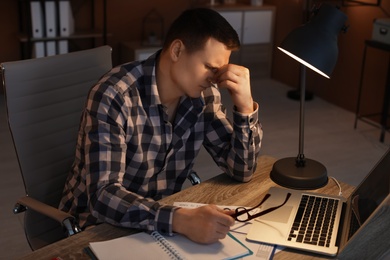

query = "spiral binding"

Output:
[[150, 231, 186, 260]]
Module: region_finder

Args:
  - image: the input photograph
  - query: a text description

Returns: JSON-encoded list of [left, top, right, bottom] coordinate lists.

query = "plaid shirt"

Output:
[[59, 51, 262, 236]]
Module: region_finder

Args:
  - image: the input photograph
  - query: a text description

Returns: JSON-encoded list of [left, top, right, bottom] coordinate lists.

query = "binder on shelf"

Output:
[[44, 1, 57, 38], [59, 0, 74, 37], [30, 1, 44, 38], [57, 0, 74, 54], [57, 40, 68, 54], [32, 42, 45, 58], [45, 41, 57, 56]]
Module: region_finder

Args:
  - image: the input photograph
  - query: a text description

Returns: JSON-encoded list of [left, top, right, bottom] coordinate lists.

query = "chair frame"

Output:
[[1, 46, 112, 250]]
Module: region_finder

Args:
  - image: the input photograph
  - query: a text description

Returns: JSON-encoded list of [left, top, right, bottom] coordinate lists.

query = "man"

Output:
[[60, 8, 262, 244]]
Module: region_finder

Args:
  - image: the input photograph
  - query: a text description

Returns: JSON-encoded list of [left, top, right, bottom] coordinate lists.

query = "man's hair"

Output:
[[163, 8, 240, 53]]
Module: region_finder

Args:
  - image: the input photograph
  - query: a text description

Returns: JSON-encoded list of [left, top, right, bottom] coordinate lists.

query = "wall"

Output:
[[0, 0, 194, 65], [0, 0, 194, 93], [1, 0, 389, 116], [105, 0, 194, 65], [267, 0, 390, 116], [0, 1, 20, 63], [311, 3, 390, 118]]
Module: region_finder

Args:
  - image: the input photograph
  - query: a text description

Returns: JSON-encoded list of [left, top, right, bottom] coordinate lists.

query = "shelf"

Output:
[[18, 0, 108, 59], [202, 3, 276, 12], [19, 30, 111, 42]]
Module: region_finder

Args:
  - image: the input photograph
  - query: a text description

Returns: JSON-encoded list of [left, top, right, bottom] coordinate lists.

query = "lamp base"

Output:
[[270, 157, 328, 190]]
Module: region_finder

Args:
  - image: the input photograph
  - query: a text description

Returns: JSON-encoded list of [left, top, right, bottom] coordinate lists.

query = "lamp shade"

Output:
[[277, 4, 347, 78]]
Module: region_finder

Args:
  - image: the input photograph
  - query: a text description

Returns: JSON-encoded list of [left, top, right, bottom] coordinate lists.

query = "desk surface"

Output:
[[19, 155, 355, 260]]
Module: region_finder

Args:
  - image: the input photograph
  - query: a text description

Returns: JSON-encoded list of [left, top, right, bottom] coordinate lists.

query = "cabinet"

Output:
[[212, 5, 276, 78], [18, 0, 108, 59], [219, 11, 243, 42], [119, 41, 161, 64], [242, 10, 272, 44]]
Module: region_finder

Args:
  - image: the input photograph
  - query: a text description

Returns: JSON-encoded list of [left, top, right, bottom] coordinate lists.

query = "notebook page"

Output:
[[174, 201, 284, 259], [164, 232, 251, 260], [89, 232, 171, 260], [88, 230, 251, 260]]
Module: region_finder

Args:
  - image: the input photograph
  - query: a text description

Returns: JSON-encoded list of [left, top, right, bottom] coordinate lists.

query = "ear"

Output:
[[169, 40, 184, 62]]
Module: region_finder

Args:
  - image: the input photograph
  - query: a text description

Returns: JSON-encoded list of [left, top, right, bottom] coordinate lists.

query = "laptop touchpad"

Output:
[[257, 205, 293, 223]]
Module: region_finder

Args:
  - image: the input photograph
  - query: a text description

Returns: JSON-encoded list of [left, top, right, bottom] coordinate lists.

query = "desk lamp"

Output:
[[270, 4, 348, 189]]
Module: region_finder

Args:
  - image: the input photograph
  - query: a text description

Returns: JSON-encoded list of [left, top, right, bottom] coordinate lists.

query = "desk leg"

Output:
[[380, 56, 390, 142]]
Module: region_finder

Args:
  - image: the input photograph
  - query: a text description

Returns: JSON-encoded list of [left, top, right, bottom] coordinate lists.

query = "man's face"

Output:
[[172, 38, 231, 98]]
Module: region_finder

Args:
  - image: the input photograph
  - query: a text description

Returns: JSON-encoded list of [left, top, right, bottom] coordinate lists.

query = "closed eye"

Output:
[[206, 65, 218, 74]]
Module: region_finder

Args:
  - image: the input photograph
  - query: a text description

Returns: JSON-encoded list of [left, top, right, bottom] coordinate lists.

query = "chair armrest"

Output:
[[187, 171, 201, 185], [14, 196, 81, 236]]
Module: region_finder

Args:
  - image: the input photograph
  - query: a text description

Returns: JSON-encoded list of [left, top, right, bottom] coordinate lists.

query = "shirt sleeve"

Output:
[[84, 83, 178, 236], [203, 88, 263, 182]]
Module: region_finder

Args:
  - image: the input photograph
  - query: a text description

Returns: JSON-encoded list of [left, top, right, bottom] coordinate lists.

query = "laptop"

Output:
[[246, 148, 390, 256]]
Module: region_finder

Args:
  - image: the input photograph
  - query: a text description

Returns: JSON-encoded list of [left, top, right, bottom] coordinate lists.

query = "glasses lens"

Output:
[[235, 207, 250, 222]]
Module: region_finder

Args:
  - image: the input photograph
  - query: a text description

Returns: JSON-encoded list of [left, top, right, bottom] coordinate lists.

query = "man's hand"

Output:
[[172, 204, 235, 244], [214, 64, 254, 114]]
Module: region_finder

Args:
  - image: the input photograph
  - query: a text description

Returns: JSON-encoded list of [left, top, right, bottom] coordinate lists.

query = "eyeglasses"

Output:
[[230, 193, 291, 222]]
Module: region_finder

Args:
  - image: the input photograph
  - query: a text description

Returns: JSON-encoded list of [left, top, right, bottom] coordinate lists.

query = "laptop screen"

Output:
[[348, 148, 390, 238]]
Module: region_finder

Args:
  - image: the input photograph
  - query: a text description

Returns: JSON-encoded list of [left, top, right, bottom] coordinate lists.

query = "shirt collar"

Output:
[[135, 50, 162, 107]]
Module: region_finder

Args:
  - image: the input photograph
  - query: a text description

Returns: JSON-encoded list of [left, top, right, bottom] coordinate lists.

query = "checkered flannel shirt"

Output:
[[59, 51, 262, 236]]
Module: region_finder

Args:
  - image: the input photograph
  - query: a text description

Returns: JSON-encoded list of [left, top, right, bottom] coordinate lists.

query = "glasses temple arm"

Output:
[[250, 193, 292, 219], [230, 194, 271, 219]]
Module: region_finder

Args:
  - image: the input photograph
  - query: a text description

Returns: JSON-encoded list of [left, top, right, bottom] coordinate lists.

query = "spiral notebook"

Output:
[[87, 231, 252, 260]]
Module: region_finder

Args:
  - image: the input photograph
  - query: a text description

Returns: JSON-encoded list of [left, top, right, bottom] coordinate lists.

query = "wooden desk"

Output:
[[19, 155, 354, 260]]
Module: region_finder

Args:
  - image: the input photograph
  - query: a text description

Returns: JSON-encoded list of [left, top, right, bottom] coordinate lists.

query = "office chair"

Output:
[[1, 46, 112, 250]]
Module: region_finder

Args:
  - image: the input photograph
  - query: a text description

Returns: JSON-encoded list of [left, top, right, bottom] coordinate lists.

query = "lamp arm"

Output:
[[296, 65, 306, 167]]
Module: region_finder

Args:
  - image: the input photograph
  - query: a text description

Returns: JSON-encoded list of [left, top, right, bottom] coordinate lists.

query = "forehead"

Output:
[[190, 38, 231, 67]]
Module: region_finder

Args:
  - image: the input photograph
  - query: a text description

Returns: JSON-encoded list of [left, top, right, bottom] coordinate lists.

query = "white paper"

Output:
[[173, 202, 284, 260]]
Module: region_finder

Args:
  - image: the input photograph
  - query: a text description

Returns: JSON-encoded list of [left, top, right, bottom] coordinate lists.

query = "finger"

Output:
[[217, 214, 236, 227], [214, 223, 231, 239], [216, 65, 237, 79], [213, 64, 229, 79], [218, 72, 240, 86], [218, 207, 236, 216], [214, 63, 240, 76], [216, 64, 246, 78], [224, 210, 236, 217], [215, 230, 228, 240], [210, 206, 234, 225]]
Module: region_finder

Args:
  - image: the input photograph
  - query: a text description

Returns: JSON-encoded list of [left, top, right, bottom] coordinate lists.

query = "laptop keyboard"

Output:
[[288, 194, 339, 247]]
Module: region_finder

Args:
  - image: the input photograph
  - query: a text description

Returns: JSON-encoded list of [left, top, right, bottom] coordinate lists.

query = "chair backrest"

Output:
[[1, 46, 112, 250]]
